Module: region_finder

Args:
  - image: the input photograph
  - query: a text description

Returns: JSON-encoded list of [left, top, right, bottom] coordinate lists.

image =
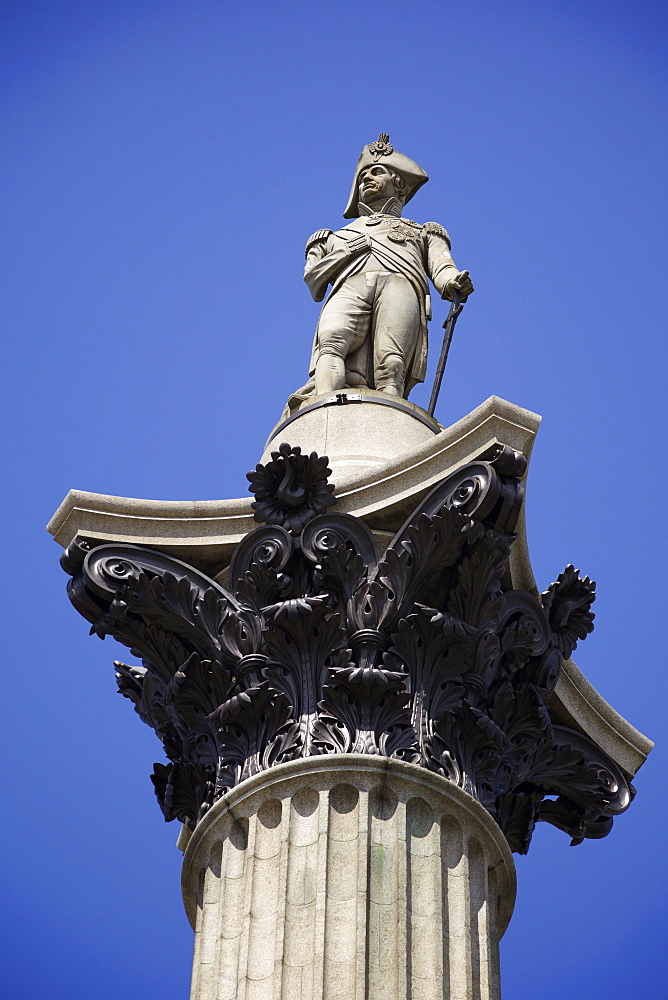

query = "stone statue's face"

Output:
[[359, 164, 403, 205]]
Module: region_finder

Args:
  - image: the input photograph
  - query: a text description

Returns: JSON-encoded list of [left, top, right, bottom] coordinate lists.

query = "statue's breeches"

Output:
[[316, 271, 421, 393]]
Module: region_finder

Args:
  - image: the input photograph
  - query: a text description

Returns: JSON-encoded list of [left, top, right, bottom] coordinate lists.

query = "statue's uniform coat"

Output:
[[304, 205, 461, 395]]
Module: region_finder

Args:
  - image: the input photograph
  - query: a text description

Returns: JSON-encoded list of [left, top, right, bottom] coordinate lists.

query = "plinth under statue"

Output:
[[49, 135, 652, 1000]]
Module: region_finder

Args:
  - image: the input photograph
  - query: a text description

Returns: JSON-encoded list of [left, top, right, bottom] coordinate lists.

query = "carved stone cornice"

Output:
[[61, 443, 633, 854]]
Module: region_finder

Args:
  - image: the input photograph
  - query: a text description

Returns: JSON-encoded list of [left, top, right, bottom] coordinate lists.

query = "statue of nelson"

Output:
[[285, 134, 473, 414]]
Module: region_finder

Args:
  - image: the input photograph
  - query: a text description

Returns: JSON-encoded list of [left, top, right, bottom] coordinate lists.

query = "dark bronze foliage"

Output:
[[63, 446, 630, 851], [541, 564, 596, 658], [247, 442, 336, 533]]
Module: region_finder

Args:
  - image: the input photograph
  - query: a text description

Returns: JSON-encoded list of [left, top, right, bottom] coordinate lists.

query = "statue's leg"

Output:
[[373, 274, 421, 395], [344, 340, 369, 387], [314, 276, 370, 395]]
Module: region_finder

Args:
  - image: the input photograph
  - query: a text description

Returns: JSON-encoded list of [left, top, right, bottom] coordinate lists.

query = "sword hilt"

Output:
[[443, 290, 465, 326]]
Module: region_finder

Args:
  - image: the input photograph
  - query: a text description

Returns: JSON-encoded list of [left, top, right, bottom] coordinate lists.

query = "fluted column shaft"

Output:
[[181, 756, 516, 1000]]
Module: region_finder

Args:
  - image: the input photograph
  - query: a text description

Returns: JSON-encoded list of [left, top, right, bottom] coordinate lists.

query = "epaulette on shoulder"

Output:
[[305, 229, 332, 256], [423, 221, 451, 247]]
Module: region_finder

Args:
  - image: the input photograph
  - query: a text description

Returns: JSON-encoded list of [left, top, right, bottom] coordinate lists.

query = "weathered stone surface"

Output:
[[181, 756, 515, 1000], [262, 390, 442, 486], [292, 134, 474, 406]]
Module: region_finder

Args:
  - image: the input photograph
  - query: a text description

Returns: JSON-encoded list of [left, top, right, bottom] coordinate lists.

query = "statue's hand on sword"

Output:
[[445, 269, 474, 302]]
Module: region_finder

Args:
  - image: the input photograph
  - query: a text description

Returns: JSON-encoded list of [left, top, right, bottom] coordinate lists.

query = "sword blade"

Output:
[[427, 291, 465, 417]]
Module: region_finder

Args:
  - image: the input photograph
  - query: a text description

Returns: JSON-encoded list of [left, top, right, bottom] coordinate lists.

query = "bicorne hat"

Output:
[[343, 133, 429, 219]]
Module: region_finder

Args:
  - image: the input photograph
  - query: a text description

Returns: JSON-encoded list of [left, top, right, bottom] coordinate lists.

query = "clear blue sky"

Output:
[[1, 1, 666, 997]]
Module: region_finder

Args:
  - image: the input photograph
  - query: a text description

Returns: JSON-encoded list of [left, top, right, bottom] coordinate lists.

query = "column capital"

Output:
[[59, 440, 632, 855]]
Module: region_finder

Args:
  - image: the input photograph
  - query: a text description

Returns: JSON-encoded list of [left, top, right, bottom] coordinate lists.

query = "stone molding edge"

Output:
[[180, 753, 517, 936], [556, 659, 653, 775], [46, 395, 538, 551], [333, 395, 540, 514]]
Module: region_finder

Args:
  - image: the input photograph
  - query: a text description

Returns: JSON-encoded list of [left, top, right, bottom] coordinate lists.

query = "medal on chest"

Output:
[[362, 216, 420, 244]]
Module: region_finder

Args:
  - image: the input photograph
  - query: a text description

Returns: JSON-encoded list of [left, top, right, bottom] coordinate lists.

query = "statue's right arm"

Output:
[[303, 229, 362, 302]]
